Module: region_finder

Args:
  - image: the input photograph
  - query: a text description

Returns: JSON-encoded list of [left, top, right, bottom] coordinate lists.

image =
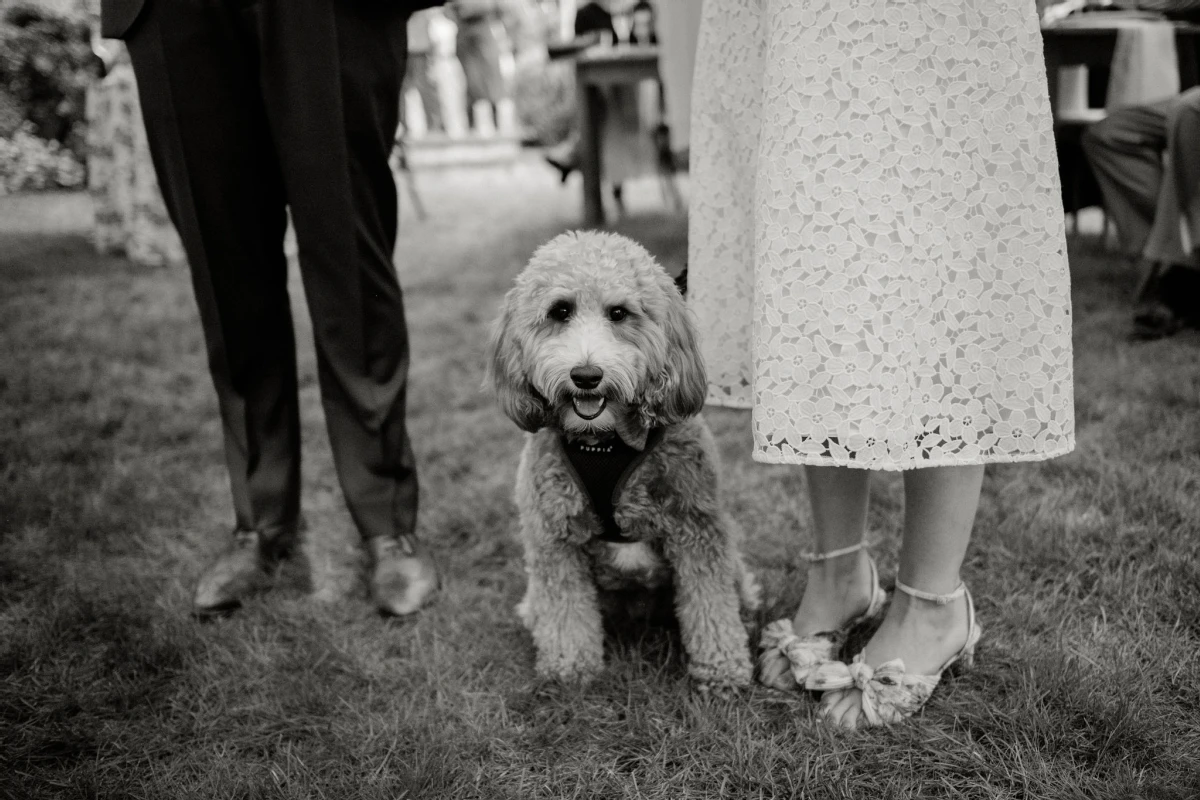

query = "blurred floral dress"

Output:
[[87, 45, 184, 267], [688, 0, 1075, 471]]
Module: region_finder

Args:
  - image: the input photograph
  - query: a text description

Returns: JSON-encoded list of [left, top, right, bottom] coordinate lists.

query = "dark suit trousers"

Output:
[[126, 0, 418, 543]]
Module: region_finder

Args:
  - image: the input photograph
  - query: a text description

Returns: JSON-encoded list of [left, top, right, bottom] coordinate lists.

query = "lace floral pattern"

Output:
[[688, 0, 1075, 470]]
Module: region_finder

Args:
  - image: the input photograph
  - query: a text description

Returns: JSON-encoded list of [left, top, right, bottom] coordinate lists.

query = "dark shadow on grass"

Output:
[[0, 233, 169, 282], [0, 585, 199, 791]]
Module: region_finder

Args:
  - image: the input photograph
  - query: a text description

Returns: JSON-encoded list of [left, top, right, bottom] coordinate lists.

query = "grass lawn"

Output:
[[2, 163, 1199, 799]]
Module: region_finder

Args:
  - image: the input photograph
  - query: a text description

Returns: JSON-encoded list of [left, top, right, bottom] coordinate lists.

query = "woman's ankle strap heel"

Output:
[[801, 540, 867, 563], [894, 579, 966, 606]]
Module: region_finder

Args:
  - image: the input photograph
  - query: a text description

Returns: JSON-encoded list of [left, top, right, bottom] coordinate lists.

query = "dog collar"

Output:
[[560, 428, 665, 543]]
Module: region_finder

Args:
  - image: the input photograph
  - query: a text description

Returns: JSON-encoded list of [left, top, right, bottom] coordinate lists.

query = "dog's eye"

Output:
[[547, 301, 573, 322], [608, 306, 629, 322]]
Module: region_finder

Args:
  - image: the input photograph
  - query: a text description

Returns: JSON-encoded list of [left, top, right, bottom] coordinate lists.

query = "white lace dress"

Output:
[[688, 0, 1075, 470]]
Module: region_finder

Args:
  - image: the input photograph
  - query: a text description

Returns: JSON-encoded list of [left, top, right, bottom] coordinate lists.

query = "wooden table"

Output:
[[1042, 21, 1200, 112], [574, 45, 660, 227]]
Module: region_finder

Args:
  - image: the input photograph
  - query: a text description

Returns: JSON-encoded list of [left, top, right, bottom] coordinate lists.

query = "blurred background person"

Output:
[[448, 0, 521, 135], [429, 6, 472, 138], [403, 8, 445, 137], [1083, 85, 1200, 337], [1077, 0, 1200, 337]]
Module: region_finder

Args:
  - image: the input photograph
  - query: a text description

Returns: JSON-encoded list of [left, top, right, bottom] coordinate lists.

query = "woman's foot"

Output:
[[758, 544, 884, 690], [815, 582, 976, 729]]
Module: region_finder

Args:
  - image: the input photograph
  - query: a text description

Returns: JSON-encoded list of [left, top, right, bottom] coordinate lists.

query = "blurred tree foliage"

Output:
[[0, 0, 94, 191], [0, 1, 95, 150]]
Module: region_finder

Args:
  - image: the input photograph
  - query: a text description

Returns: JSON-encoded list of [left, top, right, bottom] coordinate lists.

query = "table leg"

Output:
[[1178, 33, 1199, 91], [578, 79, 604, 228], [1044, 45, 1061, 115]]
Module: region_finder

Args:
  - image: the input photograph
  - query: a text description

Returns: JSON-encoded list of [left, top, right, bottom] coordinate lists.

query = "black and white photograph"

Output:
[[1, 0, 1197, 796]]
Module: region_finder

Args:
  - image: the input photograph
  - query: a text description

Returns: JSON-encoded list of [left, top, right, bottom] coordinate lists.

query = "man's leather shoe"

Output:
[[367, 535, 440, 617], [192, 528, 293, 618], [1132, 300, 1185, 341]]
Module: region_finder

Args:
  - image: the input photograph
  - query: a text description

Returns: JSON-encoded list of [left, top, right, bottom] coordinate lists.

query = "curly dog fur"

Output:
[[486, 231, 759, 688]]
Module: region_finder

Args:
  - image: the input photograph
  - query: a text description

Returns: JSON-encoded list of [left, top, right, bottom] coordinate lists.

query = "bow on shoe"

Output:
[[758, 619, 839, 690], [805, 656, 939, 726]]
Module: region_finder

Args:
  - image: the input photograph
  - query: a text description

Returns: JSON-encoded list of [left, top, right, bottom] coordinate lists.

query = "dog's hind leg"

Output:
[[522, 538, 605, 683], [666, 522, 753, 690]]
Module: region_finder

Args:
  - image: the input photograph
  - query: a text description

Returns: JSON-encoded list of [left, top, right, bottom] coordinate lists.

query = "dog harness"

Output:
[[561, 428, 665, 543]]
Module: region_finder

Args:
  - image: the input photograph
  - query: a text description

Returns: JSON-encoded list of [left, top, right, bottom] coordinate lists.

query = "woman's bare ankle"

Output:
[[791, 550, 874, 635]]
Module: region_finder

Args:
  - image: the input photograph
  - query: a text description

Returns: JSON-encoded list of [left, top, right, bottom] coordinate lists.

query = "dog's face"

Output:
[[485, 231, 706, 436]]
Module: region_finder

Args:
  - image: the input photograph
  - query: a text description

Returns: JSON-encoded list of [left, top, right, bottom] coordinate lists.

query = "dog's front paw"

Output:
[[694, 679, 743, 701], [693, 666, 752, 700], [689, 657, 753, 695], [536, 653, 603, 685]]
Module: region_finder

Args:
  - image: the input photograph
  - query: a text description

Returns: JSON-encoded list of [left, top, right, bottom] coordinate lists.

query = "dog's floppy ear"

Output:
[[640, 277, 707, 427], [484, 290, 549, 432]]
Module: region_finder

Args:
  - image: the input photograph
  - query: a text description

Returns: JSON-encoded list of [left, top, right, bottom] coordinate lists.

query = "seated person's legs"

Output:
[[1081, 100, 1172, 254], [1136, 87, 1200, 338], [1166, 86, 1200, 255]]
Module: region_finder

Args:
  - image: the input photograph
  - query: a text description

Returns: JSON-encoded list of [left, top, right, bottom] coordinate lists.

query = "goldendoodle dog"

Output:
[[485, 231, 759, 689]]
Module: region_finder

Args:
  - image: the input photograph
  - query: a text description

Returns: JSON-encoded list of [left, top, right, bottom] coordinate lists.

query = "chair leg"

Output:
[[393, 139, 428, 221], [652, 122, 685, 214], [1135, 258, 1165, 302], [403, 171, 428, 222], [1069, 154, 1082, 238], [612, 184, 625, 219], [656, 167, 683, 214]]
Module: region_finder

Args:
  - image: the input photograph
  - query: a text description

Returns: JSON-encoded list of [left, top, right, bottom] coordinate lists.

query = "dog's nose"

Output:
[[570, 365, 604, 390]]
